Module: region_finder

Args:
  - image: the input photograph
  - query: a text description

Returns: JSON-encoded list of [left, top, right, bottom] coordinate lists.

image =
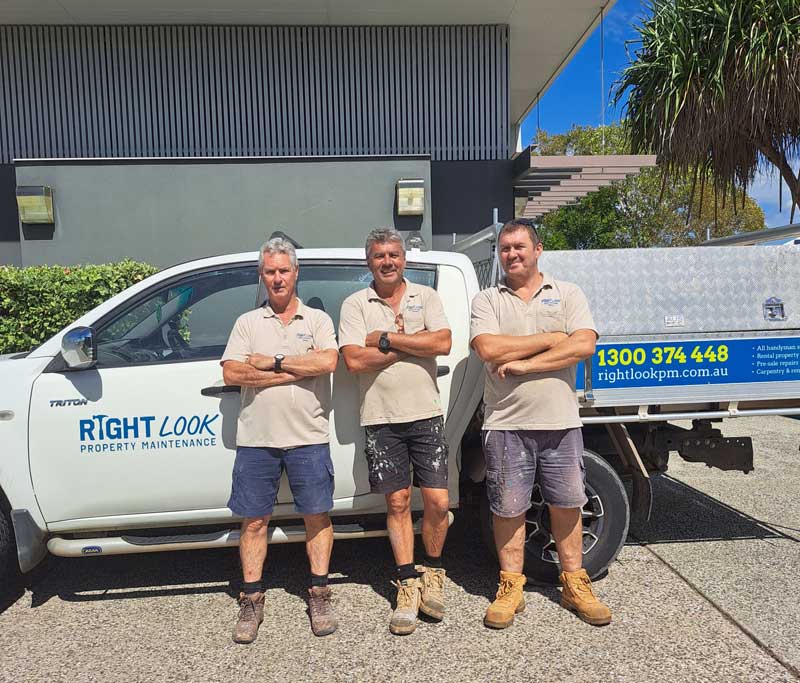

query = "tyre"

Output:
[[480, 449, 630, 585], [0, 506, 21, 600]]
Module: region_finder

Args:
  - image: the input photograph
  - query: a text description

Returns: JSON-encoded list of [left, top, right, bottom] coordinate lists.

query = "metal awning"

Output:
[[513, 151, 658, 219]]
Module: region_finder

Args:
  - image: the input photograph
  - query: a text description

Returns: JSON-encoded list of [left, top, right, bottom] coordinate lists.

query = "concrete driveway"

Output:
[[1, 416, 798, 683]]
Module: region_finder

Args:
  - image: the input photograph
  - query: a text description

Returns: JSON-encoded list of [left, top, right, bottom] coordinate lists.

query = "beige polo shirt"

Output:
[[220, 300, 338, 449], [338, 280, 450, 427], [470, 273, 597, 431]]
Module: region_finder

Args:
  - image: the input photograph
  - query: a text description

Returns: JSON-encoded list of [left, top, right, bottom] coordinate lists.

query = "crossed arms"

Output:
[[341, 329, 452, 374], [222, 349, 339, 388], [471, 329, 596, 378]]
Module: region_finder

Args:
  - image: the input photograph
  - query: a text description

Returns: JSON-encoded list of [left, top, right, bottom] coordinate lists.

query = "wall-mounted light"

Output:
[[16, 186, 54, 224], [396, 178, 425, 216]]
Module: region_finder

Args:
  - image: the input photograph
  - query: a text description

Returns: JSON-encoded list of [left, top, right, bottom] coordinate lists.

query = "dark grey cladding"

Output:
[[0, 24, 509, 163]]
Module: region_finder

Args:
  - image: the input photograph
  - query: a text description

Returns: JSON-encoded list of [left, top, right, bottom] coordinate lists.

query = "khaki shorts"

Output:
[[483, 428, 588, 517]]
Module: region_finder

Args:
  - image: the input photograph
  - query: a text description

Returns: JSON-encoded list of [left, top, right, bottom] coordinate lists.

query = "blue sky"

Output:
[[520, 0, 791, 229]]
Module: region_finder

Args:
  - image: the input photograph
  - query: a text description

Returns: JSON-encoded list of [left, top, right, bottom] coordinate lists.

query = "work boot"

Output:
[[231, 592, 265, 644], [417, 566, 446, 621], [389, 577, 421, 635], [559, 568, 612, 626], [307, 586, 338, 637], [484, 570, 526, 629]]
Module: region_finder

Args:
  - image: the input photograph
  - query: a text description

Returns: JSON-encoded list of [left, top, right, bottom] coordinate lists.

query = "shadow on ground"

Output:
[[4, 473, 795, 617]]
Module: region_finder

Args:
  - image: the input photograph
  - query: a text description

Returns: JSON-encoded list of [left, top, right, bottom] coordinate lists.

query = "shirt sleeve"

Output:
[[337, 295, 367, 349], [313, 311, 339, 352], [220, 313, 251, 364], [565, 284, 599, 338], [470, 290, 500, 342], [423, 288, 450, 332]]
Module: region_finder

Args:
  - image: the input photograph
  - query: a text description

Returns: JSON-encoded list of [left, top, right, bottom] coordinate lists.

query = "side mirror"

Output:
[[61, 326, 97, 369]]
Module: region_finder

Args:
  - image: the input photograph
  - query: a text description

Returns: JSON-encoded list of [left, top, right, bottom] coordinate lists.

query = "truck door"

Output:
[[28, 263, 260, 523]]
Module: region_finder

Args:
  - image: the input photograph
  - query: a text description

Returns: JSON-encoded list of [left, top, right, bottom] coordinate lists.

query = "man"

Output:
[[470, 218, 612, 629], [339, 227, 452, 635], [220, 237, 339, 643]]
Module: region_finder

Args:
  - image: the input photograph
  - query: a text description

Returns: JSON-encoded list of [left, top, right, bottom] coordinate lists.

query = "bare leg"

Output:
[[420, 487, 449, 558], [386, 487, 414, 565], [240, 516, 270, 584], [493, 514, 526, 574], [303, 512, 334, 576], [549, 506, 583, 572]]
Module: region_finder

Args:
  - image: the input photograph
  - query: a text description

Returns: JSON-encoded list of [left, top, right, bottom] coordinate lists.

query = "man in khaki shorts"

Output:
[[339, 227, 452, 635], [470, 218, 612, 629], [221, 237, 339, 643]]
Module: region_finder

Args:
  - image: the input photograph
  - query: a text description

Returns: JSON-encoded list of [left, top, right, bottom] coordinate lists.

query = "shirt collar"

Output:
[[498, 273, 554, 298], [262, 297, 305, 319], [367, 278, 419, 301]]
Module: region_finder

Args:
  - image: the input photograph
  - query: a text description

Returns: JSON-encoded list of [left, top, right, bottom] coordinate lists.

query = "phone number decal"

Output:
[[576, 337, 800, 390]]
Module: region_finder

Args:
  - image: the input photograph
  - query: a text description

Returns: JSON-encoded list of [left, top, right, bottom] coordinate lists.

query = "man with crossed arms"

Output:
[[470, 218, 612, 629], [339, 227, 452, 635]]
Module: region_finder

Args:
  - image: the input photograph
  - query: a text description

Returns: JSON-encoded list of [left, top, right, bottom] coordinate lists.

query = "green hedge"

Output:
[[0, 260, 158, 354]]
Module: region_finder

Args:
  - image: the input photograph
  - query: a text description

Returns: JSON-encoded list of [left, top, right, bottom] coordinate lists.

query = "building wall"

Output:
[[0, 25, 509, 163], [15, 157, 431, 267]]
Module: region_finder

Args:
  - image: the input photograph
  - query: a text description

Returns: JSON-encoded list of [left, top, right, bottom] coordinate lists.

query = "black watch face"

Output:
[[379, 335, 390, 350]]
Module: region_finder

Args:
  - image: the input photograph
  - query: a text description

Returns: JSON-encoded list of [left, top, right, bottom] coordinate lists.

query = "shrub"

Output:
[[0, 260, 158, 354]]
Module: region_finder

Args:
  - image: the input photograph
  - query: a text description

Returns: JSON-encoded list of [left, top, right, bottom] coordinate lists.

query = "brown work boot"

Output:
[[484, 570, 526, 629], [307, 586, 338, 637], [231, 592, 265, 644], [559, 568, 612, 626], [417, 566, 446, 621], [389, 577, 421, 635]]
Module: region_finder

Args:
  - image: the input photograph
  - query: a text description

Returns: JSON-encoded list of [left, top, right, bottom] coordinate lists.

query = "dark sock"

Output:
[[311, 573, 329, 588], [397, 563, 418, 582], [423, 553, 443, 569], [242, 580, 263, 595]]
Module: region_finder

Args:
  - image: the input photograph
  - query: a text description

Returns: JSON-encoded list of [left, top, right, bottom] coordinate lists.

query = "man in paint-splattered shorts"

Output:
[[339, 227, 452, 635]]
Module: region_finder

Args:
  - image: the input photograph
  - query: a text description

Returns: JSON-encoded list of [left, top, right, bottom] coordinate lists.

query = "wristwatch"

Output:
[[273, 354, 285, 371], [378, 332, 391, 354]]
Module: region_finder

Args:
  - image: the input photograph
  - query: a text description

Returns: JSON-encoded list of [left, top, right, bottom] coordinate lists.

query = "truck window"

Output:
[[94, 266, 259, 367]]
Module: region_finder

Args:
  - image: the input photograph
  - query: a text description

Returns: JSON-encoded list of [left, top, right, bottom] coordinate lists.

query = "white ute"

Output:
[[2, 237, 799, 593]]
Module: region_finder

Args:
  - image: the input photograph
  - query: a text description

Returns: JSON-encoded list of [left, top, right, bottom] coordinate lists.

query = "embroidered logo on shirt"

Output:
[[541, 298, 561, 306], [406, 304, 423, 313], [296, 332, 314, 342]]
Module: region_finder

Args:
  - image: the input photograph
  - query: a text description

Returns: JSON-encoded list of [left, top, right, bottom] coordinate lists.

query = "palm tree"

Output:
[[614, 0, 800, 221]]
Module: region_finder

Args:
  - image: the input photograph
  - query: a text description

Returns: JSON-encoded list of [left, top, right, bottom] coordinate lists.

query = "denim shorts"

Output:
[[227, 443, 334, 518], [483, 428, 588, 517], [364, 416, 448, 494]]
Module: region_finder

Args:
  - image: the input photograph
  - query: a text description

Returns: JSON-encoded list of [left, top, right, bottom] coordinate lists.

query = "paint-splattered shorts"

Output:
[[483, 428, 588, 517], [364, 416, 449, 494]]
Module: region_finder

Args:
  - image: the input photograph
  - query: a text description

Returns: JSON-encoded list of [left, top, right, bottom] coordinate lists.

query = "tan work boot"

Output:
[[484, 570, 526, 629], [389, 577, 421, 635], [307, 586, 338, 637], [559, 568, 612, 626], [418, 566, 446, 621], [232, 592, 265, 644]]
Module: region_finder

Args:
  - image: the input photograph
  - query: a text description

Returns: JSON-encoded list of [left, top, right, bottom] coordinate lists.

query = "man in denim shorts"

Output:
[[221, 237, 339, 643], [339, 227, 452, 635], [470, 219, 612, 629]]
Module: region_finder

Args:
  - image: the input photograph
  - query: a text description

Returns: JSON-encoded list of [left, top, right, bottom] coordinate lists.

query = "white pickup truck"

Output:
[[2, 240, 799, 593]]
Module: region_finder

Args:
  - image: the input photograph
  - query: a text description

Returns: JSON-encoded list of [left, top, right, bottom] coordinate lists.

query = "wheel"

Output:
[[0, 507, 21, 599], [480, 449, 630, 585]]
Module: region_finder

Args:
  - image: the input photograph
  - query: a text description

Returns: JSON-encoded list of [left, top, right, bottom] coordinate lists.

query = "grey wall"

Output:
[[15, 157, 431, 267]]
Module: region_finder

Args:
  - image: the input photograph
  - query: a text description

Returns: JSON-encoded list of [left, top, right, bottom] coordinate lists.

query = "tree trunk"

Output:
[[758, 142, 800, 222]]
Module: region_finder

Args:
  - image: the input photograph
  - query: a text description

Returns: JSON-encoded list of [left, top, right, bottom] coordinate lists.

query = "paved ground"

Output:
[[1, 416, 799, 683]]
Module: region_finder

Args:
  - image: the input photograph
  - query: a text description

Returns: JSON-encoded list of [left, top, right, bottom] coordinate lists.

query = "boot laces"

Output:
[[425, 570, 444, 591], [395, 580, 417, 608], [309, 589, 333, 618], [571, 575, 596, 598], [237, 595, 259, 623], [495, 577, 519, 604]]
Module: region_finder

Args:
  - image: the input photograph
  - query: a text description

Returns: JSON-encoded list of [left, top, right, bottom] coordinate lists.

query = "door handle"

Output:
[[201, 385, 241, 397], [436, 365, 450, 377]]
